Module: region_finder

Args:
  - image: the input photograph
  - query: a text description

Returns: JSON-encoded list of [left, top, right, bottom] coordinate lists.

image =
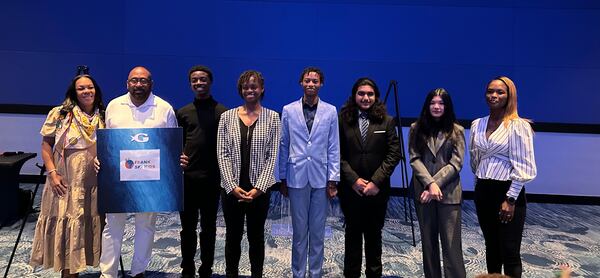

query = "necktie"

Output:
[[359, 112, 369, 143]]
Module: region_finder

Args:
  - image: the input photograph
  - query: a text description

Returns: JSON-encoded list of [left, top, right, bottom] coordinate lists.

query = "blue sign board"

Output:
[[97, 128, 183, 213]]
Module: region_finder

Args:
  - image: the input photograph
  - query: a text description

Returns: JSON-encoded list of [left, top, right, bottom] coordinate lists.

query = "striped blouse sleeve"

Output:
[[469, 119, 480, 175], [507, 119, 537, 199]]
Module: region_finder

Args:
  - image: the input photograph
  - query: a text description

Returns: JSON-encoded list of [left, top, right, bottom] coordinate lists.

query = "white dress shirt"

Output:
[[105, 93, 178, 129]]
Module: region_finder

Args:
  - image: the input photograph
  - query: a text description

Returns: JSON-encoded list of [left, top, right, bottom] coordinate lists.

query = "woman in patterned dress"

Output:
[[30, 74, 105, 277]]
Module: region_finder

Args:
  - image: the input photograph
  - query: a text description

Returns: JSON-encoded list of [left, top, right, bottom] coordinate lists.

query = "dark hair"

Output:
[[237, 70, 265, 100], [409, 88, 457, 154], [188, 65, 213, 83], [60, 74, 105, 121], [340, 77, 386, 124], [298, 67, 324, 84]]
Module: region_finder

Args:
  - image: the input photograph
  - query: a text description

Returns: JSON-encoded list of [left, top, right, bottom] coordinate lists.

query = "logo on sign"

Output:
[[123, 159, 156, 170], [124, 159, 134, 169], [119, 149, 161, 181], [131, 133, 149, 143]]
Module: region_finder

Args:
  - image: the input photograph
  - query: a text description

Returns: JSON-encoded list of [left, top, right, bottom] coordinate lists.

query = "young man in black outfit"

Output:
[[177, 65, 227, 278]]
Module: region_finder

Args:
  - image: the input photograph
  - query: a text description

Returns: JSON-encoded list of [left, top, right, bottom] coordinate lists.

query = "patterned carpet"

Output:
[[1, 184, 599, 277]]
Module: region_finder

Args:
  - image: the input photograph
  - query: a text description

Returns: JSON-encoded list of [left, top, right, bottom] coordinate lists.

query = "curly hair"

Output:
[[340, 77, 386, 125], [298, 67, 324, 84], [237, 70, 265, 100]]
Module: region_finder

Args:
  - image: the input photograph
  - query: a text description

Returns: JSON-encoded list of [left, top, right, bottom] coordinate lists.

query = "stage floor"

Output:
[[1, 184, 599, 277]]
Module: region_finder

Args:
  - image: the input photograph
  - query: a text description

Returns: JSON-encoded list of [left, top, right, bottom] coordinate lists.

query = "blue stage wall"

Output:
[[1, 1, 599, 124]]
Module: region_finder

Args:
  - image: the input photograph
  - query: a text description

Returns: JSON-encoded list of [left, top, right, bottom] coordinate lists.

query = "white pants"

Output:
[[99, 212, 157, 278]]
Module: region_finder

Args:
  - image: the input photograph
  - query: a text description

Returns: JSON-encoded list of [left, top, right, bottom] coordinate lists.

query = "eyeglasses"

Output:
[[128, 78, 151, 85]]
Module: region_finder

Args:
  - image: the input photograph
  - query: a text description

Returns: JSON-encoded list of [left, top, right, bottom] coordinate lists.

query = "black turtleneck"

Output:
[[176, 96, 227, 181]]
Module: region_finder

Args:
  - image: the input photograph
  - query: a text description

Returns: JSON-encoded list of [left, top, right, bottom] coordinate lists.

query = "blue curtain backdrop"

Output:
[[1, 1, 599, 124]]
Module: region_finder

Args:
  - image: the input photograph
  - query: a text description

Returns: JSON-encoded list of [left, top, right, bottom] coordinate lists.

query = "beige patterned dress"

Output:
[[30, 106, 103, 274]]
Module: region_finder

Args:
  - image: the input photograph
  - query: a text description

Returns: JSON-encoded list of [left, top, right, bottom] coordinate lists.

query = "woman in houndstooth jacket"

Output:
[[216, 70, 281, 278]]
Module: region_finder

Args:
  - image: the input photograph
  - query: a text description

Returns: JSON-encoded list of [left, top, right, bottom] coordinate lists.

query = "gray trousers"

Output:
[[415, 201, 466, 278]]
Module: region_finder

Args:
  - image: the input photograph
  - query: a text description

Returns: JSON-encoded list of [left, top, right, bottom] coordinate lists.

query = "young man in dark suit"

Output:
[[338, 77, 401, 278]]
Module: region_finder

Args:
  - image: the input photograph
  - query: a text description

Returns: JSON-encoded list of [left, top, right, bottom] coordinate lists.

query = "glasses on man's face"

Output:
[[128, 78, 151, 85]]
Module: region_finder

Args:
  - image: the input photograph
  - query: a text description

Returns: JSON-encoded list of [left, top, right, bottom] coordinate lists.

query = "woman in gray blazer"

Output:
[[409, 88, 466, 278]]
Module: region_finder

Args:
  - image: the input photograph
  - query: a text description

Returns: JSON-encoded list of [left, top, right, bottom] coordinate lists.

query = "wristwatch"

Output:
[[506, 196, 516, 205]]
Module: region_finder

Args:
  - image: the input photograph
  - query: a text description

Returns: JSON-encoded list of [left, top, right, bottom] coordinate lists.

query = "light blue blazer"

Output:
[[279, 97, 340, 188]]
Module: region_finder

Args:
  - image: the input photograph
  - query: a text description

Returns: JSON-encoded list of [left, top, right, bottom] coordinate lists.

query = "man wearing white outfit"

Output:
[[98, 66, 178, 278]]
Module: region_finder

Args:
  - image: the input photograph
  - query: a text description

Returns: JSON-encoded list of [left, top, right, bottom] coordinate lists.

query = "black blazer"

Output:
[[339, 114, 401, 194]]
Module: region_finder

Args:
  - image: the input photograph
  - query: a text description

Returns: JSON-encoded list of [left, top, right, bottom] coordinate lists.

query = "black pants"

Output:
[[221, 189, 271, 278], [475, 179, 526, 278], [179, 177, 221, 277], [339, 188, 389, 278]]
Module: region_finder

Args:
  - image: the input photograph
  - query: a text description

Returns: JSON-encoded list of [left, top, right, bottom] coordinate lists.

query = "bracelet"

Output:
[[47, 169, 57, 174]]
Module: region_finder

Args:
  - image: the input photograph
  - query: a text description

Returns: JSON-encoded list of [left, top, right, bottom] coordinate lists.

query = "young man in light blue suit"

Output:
[[279, 67, 340, 278]]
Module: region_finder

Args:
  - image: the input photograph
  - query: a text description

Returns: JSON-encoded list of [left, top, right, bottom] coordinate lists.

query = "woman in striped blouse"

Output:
[[217, 70, 281, 278], [470, 76, 537, 278]]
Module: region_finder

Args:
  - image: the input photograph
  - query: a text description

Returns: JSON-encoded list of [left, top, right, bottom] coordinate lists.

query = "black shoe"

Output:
[[198, 268, 212, 278], [131, 273, 145, 278], [181, 265, 197, 278]]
